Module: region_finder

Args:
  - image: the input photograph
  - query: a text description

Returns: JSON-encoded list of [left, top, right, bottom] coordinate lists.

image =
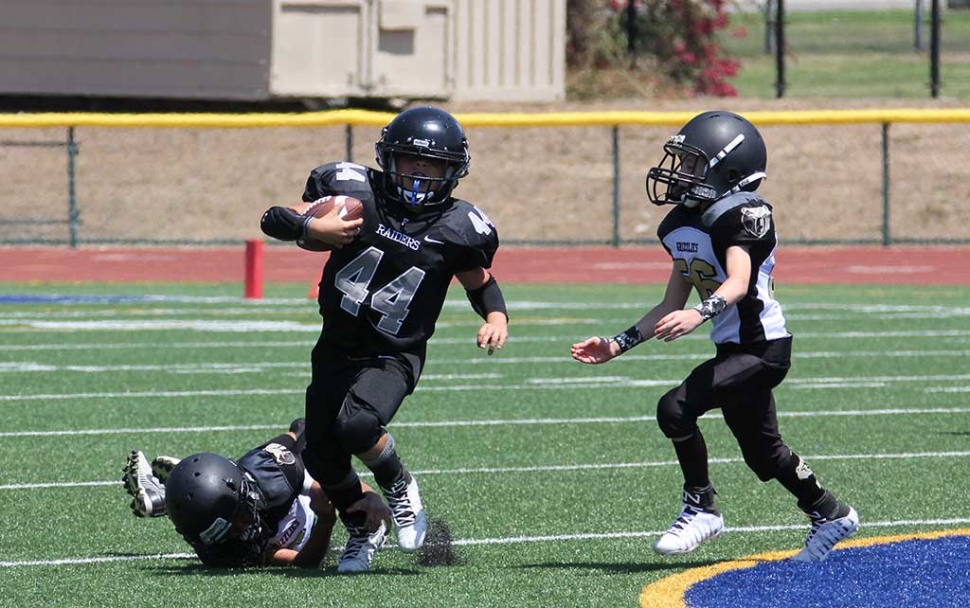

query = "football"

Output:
[[292, 196, 364, 252]]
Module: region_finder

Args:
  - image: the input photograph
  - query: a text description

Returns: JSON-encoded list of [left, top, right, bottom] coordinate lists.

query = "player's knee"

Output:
[[656, 392, 694, 438], [333, 408, 382, 454]]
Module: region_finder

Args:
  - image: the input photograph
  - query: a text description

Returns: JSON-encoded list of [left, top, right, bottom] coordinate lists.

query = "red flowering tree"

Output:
[[632, 0, 740, 96], [567, 0, 743, 97]]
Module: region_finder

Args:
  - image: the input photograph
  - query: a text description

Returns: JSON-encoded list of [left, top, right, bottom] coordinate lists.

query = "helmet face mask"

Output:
[[646, 111, 767, 208], [164, 453, 263, 547], [649, 143, 715, 209], [375, 106, 470, 212]]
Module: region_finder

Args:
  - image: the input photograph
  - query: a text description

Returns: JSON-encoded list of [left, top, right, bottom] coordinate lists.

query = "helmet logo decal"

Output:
[[411, 138, 432, 148], [199, 517, 232, 545], [741, 205, 772, 238], [709, 134, 745, 168], [667, 134, 686, 145]]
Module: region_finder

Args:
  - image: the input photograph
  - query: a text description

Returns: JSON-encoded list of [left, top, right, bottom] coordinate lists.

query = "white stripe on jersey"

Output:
[[661, 227, 789, 344], [267, 493, 316, 553]]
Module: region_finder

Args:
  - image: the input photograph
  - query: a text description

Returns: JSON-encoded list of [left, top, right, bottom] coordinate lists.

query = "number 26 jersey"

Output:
[[657, 192, 789, 345]]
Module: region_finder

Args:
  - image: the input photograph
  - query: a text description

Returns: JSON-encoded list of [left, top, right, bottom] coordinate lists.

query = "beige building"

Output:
[[0, 0, 565, 103]]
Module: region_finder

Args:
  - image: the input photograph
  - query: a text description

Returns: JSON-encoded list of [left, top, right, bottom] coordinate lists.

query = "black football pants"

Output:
[[657, 337, 793, 482], [301, 343, 421, 492]]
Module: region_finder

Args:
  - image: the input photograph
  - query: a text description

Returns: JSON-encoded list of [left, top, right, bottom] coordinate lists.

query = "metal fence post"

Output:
[[67, 127, 80, 248], [345, 124, 354, 162], [881, 122, 891, 246], [611, 125, 620, 247]]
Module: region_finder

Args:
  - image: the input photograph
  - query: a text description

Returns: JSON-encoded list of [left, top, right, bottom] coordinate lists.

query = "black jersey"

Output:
[[657, 192, 790, 345], [303, 162, 499, 355], [192, 443, 310, 568]]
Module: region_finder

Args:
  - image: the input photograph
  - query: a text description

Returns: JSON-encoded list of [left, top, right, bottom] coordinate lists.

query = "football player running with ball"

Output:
[[260, 106, 509, 572], [571, 111, 858, 562]]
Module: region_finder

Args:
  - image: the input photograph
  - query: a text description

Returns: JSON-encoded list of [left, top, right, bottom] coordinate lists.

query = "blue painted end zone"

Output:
[[0, 295, 149, 304], [685, 535, 970, 608]]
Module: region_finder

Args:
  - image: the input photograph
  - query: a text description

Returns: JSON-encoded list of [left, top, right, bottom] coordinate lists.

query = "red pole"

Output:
[[244, 239, 264, 299]]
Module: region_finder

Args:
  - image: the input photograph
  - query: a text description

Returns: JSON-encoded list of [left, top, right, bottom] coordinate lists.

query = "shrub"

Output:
[[567, 0, 743, 97]]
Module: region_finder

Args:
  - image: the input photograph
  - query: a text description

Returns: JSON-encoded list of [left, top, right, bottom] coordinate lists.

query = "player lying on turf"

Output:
[[571, 110, 858, 562], [122, 418, 391, 570]]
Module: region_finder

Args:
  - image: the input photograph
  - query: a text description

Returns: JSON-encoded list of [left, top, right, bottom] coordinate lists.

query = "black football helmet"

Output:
[[164, 452, 264, 547], [375, 106, 470, 212], [646, 110, 767, 208]]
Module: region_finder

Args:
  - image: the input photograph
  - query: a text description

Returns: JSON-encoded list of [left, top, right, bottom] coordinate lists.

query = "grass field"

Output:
[[2, 281, 969, 607], [721, 9, 970, 99]]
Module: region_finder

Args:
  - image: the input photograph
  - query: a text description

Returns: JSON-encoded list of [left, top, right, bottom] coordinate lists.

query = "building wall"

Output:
[[0, 0, 272, 99], [0, 0, 564, 103], [452, 0, 565, 102], [270, 0, 565, 101]]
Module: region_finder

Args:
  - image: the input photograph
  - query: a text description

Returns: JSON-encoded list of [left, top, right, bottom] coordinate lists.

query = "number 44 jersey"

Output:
[[657, 192, 790, 345], [303, 161, 499, 355]]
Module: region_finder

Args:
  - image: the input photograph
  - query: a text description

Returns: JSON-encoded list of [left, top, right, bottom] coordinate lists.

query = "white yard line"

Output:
[[2, 517, 968, 568], [3, 371, 970, 402], [4, 448, 970, 491], [3, 406, 970, 439], [11, 405, 970, 439]]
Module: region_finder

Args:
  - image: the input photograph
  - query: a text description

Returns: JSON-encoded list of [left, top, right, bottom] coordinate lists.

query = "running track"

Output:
[[0, 246, 966, 285]]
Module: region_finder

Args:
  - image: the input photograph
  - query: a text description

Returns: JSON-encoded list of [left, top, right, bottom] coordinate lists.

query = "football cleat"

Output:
[[791, 505, 859, 562], [652, 487, 725, 555], [337, 522, 387, 574], [122, 450, 167, 518], [380, 475, 428, 552], [150, 455, 181, 485]]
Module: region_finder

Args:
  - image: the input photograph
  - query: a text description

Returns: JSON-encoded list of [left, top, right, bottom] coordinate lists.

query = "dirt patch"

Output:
[[1, 97, 967, 246]]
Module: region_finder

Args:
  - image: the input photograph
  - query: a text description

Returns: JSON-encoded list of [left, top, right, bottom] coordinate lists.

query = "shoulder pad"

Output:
[[706, 193, 775, 244], [437, 200, 499, 270], [303, 162, 377, 202]]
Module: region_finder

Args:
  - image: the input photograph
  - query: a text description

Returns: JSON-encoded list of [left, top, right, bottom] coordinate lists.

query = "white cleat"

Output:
[[381, 476, 428, 552], [150, 455, 181, 485], [337, 522, 387, 574], [652, 503, 725, 555], [791, 506, 859, 562], [122, 450, 167, 518]]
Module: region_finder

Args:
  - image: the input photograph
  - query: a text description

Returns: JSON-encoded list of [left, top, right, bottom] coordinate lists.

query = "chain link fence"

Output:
[[1, 108, 968, 247]]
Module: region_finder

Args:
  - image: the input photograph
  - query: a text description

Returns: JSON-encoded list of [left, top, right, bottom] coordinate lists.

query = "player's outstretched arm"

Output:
[[458, 268, 508, 355], [570, 335, 619, 364], [654, 245, 750, 342], [345, 482, 392, 534], [266, 481, 337, 568], [572, 266, 691, 362]]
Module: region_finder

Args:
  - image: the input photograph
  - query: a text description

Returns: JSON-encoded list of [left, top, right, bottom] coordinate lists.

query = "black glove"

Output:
[[260, 206, 310, 242]]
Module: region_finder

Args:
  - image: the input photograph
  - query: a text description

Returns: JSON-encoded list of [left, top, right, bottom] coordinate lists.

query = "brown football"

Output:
[[292, 196, 364, 252]]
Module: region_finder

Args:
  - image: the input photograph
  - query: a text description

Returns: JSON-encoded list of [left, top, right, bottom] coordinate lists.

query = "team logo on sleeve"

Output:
[[263, 443, 296, 466], [741, 205, 772, 238]]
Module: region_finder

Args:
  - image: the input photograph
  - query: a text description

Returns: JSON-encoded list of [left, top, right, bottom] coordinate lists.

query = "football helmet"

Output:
[[375, 106, 470, 212], [646, 110, 767, 208], [164, 452, 264, 547]]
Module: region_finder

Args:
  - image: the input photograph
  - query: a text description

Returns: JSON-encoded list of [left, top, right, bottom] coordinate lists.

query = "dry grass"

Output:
[[2, 96, 968, 246]]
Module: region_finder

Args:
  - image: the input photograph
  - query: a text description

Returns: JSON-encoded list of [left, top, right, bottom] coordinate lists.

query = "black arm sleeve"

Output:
[[260, 206, 310, 242], [466, 275, 508, 321]]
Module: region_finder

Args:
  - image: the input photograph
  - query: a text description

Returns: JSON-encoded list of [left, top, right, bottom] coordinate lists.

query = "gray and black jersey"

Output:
[[303, 161, 499, 356], [657, 192, 790, 345], [192, 441, 313, 568]]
